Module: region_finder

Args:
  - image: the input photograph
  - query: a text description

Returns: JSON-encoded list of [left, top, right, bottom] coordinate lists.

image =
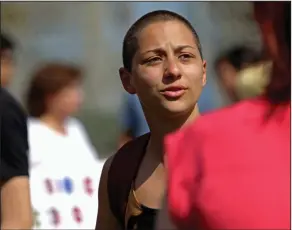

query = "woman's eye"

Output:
[[146, 57, 162, 65], [179, 54, 193, 61]]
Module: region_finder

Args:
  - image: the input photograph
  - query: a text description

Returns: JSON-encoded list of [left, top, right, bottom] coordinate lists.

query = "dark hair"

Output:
[[26, 63, 83, 118], [122, 10, 203, 72], [1, 33, 14, 51], [215, 46, 262, 72], [254, 2, 291, 104], [284, 3, 291, 51]]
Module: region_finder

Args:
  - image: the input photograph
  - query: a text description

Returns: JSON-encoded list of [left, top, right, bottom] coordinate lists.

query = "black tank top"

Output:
[[125, 183, 158, 230]]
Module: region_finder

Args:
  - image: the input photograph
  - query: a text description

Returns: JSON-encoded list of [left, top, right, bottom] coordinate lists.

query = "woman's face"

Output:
[[47, 81, 84, 117], [120, 20, 206, 118]]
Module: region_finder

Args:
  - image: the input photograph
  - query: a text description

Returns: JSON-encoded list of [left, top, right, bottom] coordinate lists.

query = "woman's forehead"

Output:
[[136, 21, 197, 52]]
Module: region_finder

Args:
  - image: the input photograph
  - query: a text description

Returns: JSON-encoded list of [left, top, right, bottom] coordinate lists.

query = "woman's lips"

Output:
[[160, 86, 187, 98]]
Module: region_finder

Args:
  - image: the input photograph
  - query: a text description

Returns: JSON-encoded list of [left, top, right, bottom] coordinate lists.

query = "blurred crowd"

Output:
[[1, 1, 290, 230]]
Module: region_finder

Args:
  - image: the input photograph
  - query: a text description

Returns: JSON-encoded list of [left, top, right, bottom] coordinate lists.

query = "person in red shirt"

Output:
[[157, 2, 291, 230]]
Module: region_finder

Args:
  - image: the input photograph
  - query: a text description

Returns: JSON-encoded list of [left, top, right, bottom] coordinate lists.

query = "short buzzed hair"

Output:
[[122, 10, 203, 72]]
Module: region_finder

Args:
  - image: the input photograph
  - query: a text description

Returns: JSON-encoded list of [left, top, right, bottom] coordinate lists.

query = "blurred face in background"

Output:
[[235, 61, 272, 100], [46, 80, 83, 118], [0, 49, 14, 87], [216, 59, 238, 98], [27, 64, 84, 119], [121, 20, 206, 118], [216, 58, 263, 102]]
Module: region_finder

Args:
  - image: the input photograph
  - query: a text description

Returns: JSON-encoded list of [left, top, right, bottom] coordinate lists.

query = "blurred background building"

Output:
[[1, 2, 262, 158]]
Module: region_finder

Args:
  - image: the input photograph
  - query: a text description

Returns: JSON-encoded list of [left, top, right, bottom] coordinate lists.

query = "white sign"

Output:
[[28, 118, 106, 229], [30, 159, 105, 229]]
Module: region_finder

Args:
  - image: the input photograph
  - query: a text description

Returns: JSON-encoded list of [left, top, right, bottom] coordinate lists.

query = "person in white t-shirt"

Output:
[[25, 63, 105, 229]]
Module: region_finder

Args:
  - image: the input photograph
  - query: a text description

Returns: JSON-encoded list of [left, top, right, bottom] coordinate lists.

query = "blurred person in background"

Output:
[[0, 33, 33, 229], [1, 33, 15, 88], [96, 10, 206, 230], [26, 63, 101, 229], [118, 94, 149, 148], [158, 1, 290, 229], [235, 59, 273, 100], [215, 46, 262, 102]]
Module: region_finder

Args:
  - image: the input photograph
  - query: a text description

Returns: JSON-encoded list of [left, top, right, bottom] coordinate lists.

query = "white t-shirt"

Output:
[[28, 117, 105, 229]]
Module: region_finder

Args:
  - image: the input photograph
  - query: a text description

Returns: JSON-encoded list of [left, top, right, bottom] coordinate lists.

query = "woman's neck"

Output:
[[40, 114, 68, 135], [145, 104, 200, 161]]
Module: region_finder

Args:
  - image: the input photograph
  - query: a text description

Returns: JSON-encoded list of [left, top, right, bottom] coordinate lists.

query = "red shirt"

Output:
[[165, 98, 290, 229]]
